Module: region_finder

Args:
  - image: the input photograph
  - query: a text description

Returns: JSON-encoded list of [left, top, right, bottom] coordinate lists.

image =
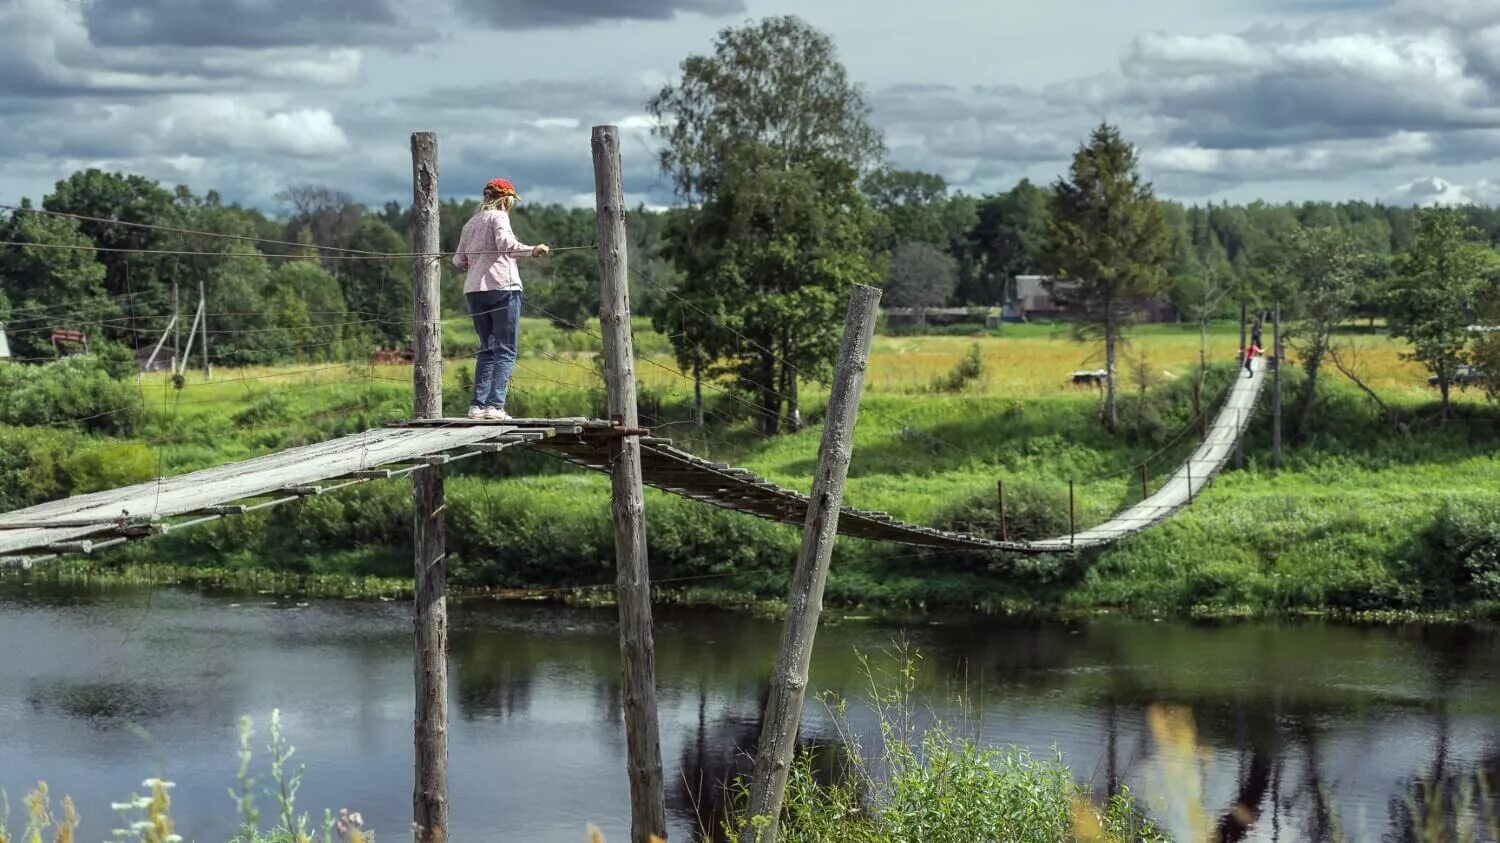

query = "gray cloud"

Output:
[[453, 0, 744, 30], [81, 0, 427, 48]]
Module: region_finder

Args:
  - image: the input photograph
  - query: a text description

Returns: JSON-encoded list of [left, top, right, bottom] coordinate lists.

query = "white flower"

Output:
[[165, 835, 183, 842], [133, 797, 153, 809], [132, 820, 154, 831], [110, 802, 133, 812]]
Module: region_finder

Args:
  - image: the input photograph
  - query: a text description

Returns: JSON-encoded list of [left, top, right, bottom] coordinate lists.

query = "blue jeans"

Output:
[[467, 290, 521, 409]]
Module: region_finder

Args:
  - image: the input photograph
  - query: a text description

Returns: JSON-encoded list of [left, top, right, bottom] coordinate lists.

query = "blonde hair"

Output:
[[481, 192, 516, 213]]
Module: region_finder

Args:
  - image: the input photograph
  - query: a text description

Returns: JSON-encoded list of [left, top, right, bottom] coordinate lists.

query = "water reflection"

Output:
[[0, 582, 1496, 842]]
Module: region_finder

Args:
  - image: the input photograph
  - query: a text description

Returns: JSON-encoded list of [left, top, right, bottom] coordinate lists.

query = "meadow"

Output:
[[6, 316, 1499, 616]]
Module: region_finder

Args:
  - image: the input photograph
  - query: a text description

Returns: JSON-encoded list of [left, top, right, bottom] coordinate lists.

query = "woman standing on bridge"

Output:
[[453, 178, 549, 420]]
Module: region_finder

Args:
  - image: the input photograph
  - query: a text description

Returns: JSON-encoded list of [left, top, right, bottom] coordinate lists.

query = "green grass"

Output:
[[4, 319, 1500, 617]]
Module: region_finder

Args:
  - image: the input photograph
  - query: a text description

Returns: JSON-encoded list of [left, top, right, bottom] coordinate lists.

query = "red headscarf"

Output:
[[485, 178, 519, 200]]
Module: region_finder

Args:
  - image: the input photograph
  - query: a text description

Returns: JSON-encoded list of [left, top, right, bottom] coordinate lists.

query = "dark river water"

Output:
[[1, 580, 1497, 842]]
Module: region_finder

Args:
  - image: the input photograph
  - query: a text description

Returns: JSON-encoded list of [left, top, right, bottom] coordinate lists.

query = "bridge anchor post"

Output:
[[408, 131, 448, 843], [997, 479, 1007, 542], [593, 124, 667, 843], [742, 284, 881, 842]]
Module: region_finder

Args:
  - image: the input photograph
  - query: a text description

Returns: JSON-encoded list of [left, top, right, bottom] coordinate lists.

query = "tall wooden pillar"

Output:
[[592, 124, 667, 843], [409, 130, 449, 843]]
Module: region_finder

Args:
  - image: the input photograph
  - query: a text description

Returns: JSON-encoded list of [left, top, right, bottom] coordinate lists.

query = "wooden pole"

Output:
[[199, 281, 211, 379], [1273, 303, 1282, 469], [1140, 463, 1149, 501], [142, 315, 178, 377], [177, 298, 202, 377], [741, 283, 880, 843], [1068, 479, 1076, 547], [408, 130, 448, 843], [997, 479, 1007, 542], [592, 124, 667, 843], [1234, 406, 1244, 470], [173, 282, 180, 370]]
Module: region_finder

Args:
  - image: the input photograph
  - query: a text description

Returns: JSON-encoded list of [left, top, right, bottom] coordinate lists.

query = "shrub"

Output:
[[0, 357, 143, 435], [1408, 499, 1500, 604], [930, 343, 984, 393]]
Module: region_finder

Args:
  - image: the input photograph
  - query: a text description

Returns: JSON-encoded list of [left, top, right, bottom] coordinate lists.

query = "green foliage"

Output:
[[930, 343, 984, 393], [0, 358, 143, 434], [1408, 499, 1500, 605], [1387, 209, 1494, 417], [728, 648, 1167, 843], [967, 178, 1050, 305], [1286, 226, 1374, 439]]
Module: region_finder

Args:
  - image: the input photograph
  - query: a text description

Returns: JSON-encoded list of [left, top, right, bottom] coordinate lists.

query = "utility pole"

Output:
[[173, 282, 181, 373], [199, 281, 210, 379], [409, 131, 448, 843], [1234, 298, 1248, 470], [1273, 303, 1282, 469], [592, 124, 667, 843], [741, 284, 881, 843]]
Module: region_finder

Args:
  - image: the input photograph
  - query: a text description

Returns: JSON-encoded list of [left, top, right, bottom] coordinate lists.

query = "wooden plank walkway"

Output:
[[0, 422, 577, 565], [1, 362, 1265, 565]]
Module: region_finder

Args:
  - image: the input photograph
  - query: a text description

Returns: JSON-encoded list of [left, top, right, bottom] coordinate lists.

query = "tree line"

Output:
[[5, 14, 1500, 436]]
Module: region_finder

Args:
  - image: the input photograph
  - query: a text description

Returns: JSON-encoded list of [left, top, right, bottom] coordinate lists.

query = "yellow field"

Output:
[[136, 321, 1438, 414]]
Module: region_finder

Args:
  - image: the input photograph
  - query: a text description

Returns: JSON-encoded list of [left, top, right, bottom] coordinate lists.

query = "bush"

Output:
[[727, 647, 1166, 843], [1408, 499, 1500, 604], [0, 357, 144, 435], [0, 426, 154, 511], [930, 343, 984, 393]]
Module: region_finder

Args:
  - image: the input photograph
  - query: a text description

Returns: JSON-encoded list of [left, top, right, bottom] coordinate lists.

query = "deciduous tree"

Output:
[[649, 15, 884, 433], [1388, 209, 1496, 420]]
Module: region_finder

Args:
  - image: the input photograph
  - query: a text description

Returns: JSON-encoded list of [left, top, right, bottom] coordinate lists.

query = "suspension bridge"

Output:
[[0, 357, 1267, 565]]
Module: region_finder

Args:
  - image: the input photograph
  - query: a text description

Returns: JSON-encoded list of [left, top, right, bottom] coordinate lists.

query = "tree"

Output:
[[883, 242, 958, 308], [649, 16, 884, 434], [1286, 227, 1368, 439], [275, 184, 364, 263], [1388, 209, 1495, 420], [0, 204, 112, 361], [340, 218, 410, 345], [967, 179, 1049, 306], [1044, 124, 1170, 433], [863, 168, 950, 248]]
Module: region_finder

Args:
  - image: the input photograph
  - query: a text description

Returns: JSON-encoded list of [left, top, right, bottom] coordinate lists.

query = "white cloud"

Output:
[[1388, 175, 1500, 205]]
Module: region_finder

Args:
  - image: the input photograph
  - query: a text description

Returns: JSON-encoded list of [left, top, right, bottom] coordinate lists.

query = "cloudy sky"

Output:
[[6, 0, 1500, 211]]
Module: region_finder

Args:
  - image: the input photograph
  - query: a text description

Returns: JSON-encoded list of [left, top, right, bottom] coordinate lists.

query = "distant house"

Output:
[[1006, 275, 1178, 323]]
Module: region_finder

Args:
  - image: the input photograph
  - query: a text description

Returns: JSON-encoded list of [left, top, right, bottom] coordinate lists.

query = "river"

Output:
[[0, 580, 1496, 842]]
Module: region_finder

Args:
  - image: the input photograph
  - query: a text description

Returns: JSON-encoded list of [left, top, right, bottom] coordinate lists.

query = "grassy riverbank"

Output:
[[5, 319, 1500, 617]]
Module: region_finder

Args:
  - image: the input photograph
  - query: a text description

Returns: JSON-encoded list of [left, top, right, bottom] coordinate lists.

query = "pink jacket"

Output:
[[453, 209, 532, 293]]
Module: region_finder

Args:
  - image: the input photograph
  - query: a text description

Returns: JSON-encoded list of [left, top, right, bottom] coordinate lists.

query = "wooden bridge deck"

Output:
[[0, 361, 1265, 565]]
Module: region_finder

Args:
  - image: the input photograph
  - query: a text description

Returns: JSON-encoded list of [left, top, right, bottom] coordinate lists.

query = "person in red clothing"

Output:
[[1243, 340, 1262, 378]]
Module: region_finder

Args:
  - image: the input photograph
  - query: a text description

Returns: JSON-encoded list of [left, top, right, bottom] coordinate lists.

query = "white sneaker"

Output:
[[483, 407, 511, 421], [467, 406, 486, 420]]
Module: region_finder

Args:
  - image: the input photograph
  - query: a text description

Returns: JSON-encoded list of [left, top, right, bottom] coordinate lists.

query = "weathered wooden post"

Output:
[[1068, 479, 1076, 547], [1140, 463, 1149, 501], [741, 283, 880, 843], [409, 130, 449, 843], [1272, 303, 1282, 469], [997, 479, 1007, 542], [592, 124, 667, 843], [199, 281, 211, 379]]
